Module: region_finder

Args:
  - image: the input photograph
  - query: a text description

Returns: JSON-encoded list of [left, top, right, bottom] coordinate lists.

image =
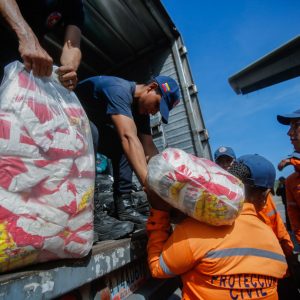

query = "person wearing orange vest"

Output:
[[258, 193, 294, 258], [146, 154, 287, 300], [277, 110, 300, 246], [215, 147, 293, 258]]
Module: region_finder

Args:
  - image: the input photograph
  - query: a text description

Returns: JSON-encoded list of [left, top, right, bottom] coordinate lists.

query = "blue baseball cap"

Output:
[[214, 146, 236, 161], [237, 154, 275, 189], [154, 76, 180, 124], [277, 109, 300, 125]]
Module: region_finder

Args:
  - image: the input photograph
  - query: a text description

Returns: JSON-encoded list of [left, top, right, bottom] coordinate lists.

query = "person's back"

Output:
[[147, 154, 287, 300], [155, 205, 286, 299]]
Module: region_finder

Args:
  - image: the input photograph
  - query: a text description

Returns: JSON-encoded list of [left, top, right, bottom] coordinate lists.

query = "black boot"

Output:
[[132, 191, 150, 216], [94, 193, 134, 241], [114, 193, 148, 227]]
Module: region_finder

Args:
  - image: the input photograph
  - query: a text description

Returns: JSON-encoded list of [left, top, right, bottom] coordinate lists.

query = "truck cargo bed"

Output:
[[0, 231, 149, 299]]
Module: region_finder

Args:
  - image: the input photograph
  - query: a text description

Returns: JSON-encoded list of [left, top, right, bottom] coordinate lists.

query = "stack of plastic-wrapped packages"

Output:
[[0, 61, 95, 272], [147, 148, 245, 226]]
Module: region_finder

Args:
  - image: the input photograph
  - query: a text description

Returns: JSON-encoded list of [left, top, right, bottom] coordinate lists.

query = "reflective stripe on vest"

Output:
[[205, 248, 286, 263], [159, 254, 176, 276]]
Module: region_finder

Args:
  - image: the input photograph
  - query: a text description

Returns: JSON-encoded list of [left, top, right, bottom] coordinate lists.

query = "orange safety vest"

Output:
[[286, 170, 300, 244], [290, 157, 300, 172], [258, 194, 294, 257], [147, 203, 287, 300]]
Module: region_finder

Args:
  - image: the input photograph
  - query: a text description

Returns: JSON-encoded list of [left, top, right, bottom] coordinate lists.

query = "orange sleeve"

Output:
[[260, 196, 294, 256], [147, 208, 194, 278], [290, 158, 300, 168], [270, 196, 294, 257], [286, 180, 300, 244], [275, 213, 294, 257]]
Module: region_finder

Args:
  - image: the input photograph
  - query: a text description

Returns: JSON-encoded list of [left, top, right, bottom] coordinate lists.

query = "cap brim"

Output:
[[215, 153, 235, 160], [160, 96, 169, 124], [277, 113, 300, 125]]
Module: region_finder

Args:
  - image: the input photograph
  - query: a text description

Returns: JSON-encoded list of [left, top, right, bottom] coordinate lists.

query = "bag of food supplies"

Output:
[[0, 61, 95, 272], [147, 148, 244, 226]]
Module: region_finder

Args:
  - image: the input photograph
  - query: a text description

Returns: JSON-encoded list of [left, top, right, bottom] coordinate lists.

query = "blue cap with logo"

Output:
[[154, 76, 180, 124], [277, 108, 300, 125], [237, 154, 275, 189], [214, 146, 236, 161]]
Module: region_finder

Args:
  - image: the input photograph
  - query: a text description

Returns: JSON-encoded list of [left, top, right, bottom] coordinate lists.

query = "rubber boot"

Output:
[[114, 193, 148, 228], [132, 191, 150, 216], [94, 194, 134, 241]]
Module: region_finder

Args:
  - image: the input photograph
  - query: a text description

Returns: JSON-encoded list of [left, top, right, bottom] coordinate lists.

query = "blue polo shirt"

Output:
[[76, 76, 151, 135]]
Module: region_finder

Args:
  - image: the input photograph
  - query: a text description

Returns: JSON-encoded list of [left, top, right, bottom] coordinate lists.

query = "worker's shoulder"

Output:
[[176, 217, 234, 239], [286, 171, 300, 183]]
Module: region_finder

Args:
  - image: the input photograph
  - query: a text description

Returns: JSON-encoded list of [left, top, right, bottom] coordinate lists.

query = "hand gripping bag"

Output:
[[0, 61, 95, 272], [147, 148, 245, 226]]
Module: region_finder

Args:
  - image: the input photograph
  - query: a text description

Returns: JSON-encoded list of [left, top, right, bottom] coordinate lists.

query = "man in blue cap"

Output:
[[214, 146, 236, 170], [76, 75, 180, 238]]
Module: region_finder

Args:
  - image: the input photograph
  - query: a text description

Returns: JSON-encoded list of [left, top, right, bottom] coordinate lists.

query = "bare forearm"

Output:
[[0, 0, 53, 76], [139, 133, 159, 162], [144, 143, 158, 160], [121, 135, 148, 186], [58, 25, 81, 89], [0, 0, 34, 41], [60, 25, 82, 70], [60, 42, 81, 70]]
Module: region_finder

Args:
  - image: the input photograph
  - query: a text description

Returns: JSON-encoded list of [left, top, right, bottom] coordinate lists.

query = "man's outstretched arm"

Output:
[[111, 114, 148, 186], [138, 132, 159, 162], [0, 0, 53, 76]]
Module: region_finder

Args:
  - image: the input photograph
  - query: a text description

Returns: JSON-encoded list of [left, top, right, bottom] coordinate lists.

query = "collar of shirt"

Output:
[[241, 202, 258, 217]]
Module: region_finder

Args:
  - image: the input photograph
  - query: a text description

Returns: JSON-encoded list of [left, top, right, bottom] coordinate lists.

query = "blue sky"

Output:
[[162, 0, 300, 179]]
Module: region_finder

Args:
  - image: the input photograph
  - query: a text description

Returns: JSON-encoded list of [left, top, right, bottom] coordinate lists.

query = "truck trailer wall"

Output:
[[45, 0, 211, 160], [109, 44, 211, 159]]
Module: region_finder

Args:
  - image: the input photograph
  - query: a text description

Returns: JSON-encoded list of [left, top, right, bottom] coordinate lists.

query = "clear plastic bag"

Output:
[[0, 61, 95, 272], [147, 148, 245, 226]]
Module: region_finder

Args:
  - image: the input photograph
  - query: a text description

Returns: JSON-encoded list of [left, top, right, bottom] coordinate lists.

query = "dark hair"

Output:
[[227, 162, 251, 183], [228, 162, 268, 204]]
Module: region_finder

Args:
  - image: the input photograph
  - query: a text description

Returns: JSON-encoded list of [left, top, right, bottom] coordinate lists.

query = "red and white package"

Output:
[[147, 148, 245, 226], [0, 61, 95, 272], [0, 111, 41, 158]]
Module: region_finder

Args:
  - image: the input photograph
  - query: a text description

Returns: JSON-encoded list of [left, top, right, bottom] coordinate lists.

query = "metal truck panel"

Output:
[[44, 0, 211, 159], [0, 236, 148, 299]]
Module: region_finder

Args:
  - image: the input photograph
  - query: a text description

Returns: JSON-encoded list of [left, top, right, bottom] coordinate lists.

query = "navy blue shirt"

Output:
[[76, 76, 151, 135]]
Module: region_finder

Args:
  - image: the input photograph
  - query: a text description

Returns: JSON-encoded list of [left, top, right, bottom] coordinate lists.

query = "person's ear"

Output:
[[258, 191, 268, 208], [147, 81, 158, 92]]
